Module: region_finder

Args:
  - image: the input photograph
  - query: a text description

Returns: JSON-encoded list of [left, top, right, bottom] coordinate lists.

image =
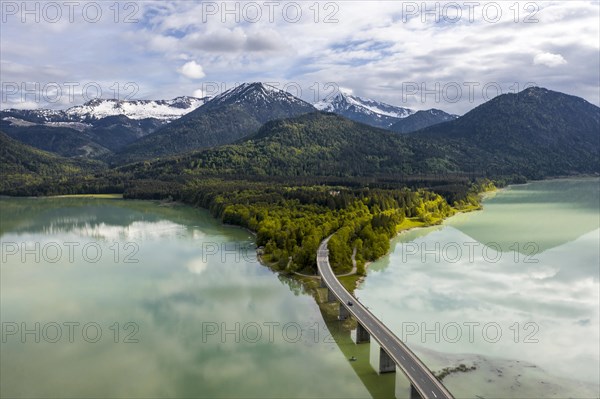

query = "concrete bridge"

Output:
[[317, 237, 454, 399]]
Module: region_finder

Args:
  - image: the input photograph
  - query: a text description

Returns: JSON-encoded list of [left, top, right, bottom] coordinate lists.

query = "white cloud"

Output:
[[192, 88, 206, 98], [178, 60, 206, 79], [533, 52, 567, 68], [7, 101, 41, 110], [0, 1, 598, 112]]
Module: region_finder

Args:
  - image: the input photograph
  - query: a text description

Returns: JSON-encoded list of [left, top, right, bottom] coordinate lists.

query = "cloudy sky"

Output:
[[1, 1, 598, 114]]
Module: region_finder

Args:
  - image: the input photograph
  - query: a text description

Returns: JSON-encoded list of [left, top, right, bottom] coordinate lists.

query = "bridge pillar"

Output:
[[379, 347, 396, 374], [355, 322, 370, 343], [339, 303, 350, 320], [327, 288, 337, 302], [410, 384, 423, 399], [319, 277, 326, 288]]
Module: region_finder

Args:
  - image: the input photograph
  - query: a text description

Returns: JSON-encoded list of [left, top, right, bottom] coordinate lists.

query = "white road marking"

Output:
[[318, 239, 451, 399]]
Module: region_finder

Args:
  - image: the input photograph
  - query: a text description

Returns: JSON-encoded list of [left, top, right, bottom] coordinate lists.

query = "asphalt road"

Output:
[[317, 237, 454, 399]]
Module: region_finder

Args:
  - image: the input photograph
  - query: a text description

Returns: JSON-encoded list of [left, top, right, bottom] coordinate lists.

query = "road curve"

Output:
[[317, 237, 454, 399]]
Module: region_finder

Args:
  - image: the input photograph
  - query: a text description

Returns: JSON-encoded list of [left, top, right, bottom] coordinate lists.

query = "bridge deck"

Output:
[[317, 237, 454, 399]]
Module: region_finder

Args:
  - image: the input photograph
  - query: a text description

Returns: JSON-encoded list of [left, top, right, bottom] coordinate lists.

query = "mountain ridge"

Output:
[[119, 87, 600, 180], [2, 96, 206, 122], [314, 91, 413, 128], [390, 109, 459, 133], [112, 82, 316, 164], [0, 96, 209, 157]]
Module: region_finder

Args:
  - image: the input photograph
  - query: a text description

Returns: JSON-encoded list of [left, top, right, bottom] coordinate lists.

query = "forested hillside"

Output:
[[0, 132, 105, 195]]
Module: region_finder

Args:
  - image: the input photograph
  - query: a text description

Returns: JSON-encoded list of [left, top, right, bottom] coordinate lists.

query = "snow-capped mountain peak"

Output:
[[314, 92, 345, 112], [64, 96, 208, 121], [314, 91, 414, 128], [315, 91, 413, 119], [208, 82, 313, 108]]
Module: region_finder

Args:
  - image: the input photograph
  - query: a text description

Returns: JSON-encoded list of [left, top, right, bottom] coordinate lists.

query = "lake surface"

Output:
[[2, 179, 598, 398], [0, 198, 370, 398], [357, 178, 600, 398]]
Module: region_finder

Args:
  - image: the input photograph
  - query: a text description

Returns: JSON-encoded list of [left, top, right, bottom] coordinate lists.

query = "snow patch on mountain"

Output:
[[65, 96, 207, 121], [2, 116, 93, 131], [314, 92, 414, 128], [315, 92, 413, 119]]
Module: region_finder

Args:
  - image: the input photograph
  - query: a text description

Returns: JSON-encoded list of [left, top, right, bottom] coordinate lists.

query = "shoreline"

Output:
[[352, 222, 452, 292], [10, 184, 499, 291], [338, 179, 600, 398], [17, 179, 561, 293], [255, 187, 498, 292], [350, 185, 500, 292]]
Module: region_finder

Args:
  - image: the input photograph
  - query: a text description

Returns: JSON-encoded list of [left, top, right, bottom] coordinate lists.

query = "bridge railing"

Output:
[[316, 237, 454, 399]]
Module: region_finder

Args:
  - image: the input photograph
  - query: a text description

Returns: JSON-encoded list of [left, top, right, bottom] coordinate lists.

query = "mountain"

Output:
[[123, 87, 600, 181], [0, 123, 111, 158], [118, 112, 464, 179], [0, 97, 205, 158], [314, 91, 413, 128], [203, 82, 314, 117], [113, 83, 316, 164], [5, 86, 597, 182], [1, 96, 205, 123], [0, 131, 103, 195], [0, 114, 166, 157], [64, 96, 206, 121], [390, 109, 459, 133], [82, 115, 166, 151], [0, 108, 70, 124], [417, 87, 600, 178]]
